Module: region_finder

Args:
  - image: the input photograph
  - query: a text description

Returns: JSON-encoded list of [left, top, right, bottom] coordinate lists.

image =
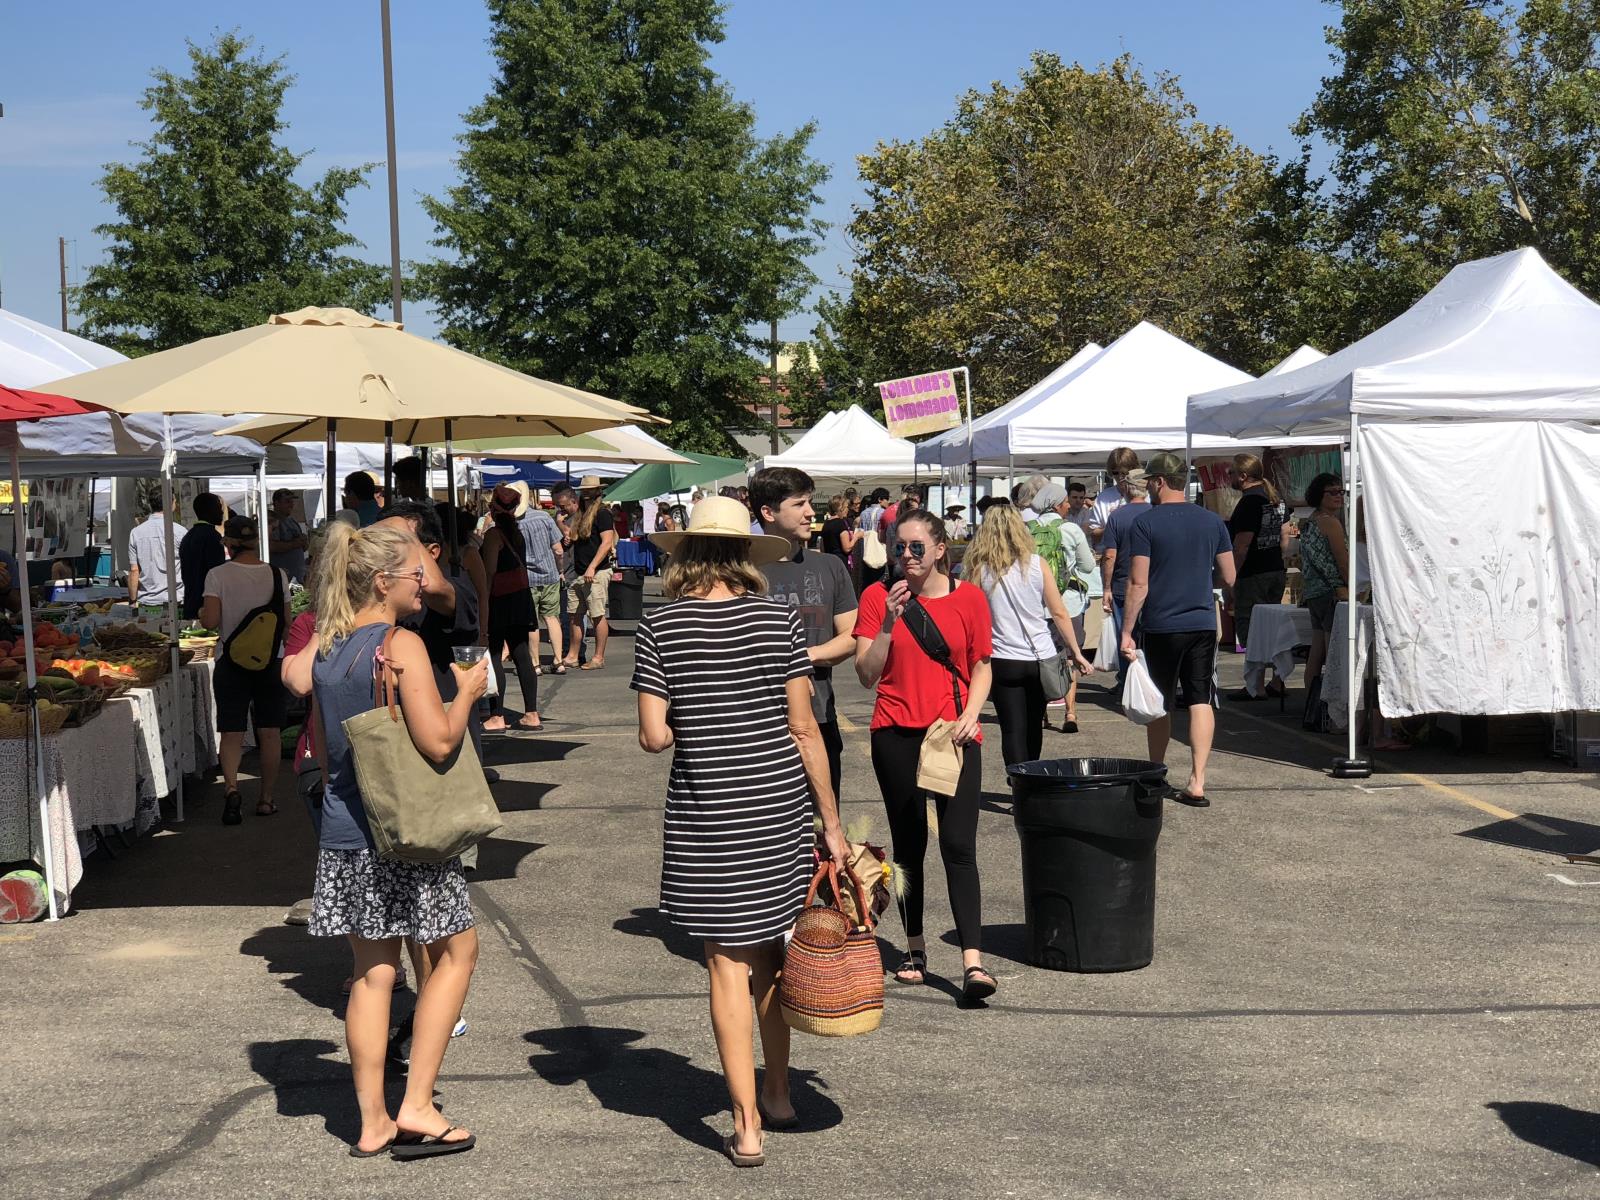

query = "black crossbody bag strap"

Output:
[[900, 597, 965, 719]]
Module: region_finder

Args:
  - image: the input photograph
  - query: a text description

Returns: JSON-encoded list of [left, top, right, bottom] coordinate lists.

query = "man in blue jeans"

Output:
[[1119, 452, 1236, 808]]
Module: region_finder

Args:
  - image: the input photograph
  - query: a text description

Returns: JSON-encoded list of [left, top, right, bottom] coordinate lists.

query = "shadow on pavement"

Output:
[[247, 1037, 402, 1145], [241, 923, 360, 1018], [491, 780, 559, 813], [1486, 1101, 1600, 1168], [524, 1025, 842, 1152], [470, 835, 546, 882], [942, 922, 1032, 969], [613, 906, 703, 965], [481, 737, 586, 767]]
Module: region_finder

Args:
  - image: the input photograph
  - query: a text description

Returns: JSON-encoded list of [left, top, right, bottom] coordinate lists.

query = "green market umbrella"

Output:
[[603, 452, 748, 502]]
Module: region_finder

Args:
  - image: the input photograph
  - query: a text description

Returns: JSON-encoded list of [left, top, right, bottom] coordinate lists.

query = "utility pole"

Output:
[[768, 317, 780, 454], [58, 237, 69, 331], [380, 0, 403, 497]]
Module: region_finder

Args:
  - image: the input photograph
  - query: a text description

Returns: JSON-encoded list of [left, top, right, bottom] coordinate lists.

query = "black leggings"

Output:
[[820, 718, 843, 801], [487, 614, 539, 717], [990, 657, 1045, 769], [870, 726, 983, 950]]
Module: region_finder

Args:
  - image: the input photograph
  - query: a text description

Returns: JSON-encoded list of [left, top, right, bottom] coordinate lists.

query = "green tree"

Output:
[[1299, 0, 1600, 327], [78, 34, 387, 356], [826, 54, 1274, 409], [422, 0, 827, 454]]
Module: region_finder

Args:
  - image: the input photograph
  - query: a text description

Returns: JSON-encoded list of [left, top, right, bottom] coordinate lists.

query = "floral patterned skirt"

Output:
[[308, 848, 474, 944]]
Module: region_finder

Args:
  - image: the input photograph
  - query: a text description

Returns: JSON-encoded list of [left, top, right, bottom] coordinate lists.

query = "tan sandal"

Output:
[[723, 1130, 765, 1167]]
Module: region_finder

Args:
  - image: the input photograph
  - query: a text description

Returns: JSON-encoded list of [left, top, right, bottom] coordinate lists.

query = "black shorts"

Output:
[[1141, 629, 1218, 711], [213, 656, 289, 733]]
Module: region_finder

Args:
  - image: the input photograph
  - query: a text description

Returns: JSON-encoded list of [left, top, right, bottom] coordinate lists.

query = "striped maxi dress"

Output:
[[630, 593, 816, 946]]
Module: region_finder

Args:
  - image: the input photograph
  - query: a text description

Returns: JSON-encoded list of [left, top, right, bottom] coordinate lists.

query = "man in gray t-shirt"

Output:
[[128, 495, 181, 610], [751, 466, 859, 799]]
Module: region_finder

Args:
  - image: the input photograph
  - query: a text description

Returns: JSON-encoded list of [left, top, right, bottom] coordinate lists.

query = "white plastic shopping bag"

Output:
[[1122, 652, 1167, 726], [1093, 609, 1118, 672]]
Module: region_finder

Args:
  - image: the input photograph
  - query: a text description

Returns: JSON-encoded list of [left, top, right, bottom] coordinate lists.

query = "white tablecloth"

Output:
[[1324, 602, 1375, 731], [1243, 604, 1314, 696], [0, 703, 139, 914]]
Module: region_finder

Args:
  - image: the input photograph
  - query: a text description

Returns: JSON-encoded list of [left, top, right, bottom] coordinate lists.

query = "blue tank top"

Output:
[[312, 623, 391, 850]]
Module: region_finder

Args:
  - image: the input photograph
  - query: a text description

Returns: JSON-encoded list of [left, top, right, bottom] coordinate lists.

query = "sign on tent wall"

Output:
[[877, 369, 963, 439], [1362, 421, 1600, 717]]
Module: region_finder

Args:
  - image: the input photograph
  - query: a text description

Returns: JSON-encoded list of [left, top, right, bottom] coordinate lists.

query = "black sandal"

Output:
[[962, 965, 997, 1001], [391, 1126, 476, 1160], [893, 950, 926, 985]]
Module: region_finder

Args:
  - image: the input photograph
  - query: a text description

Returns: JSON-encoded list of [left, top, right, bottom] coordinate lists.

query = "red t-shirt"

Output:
[[853, 580, 993, 737]]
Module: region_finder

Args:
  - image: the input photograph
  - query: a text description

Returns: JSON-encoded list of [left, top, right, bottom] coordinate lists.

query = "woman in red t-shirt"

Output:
[[853, 509, 996, 1002]]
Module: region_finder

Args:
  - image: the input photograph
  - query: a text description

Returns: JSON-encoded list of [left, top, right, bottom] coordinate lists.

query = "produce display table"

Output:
[[615, 537, 659, 573], [1242, 604, 1315, 698], [0, 660, 219, 913]]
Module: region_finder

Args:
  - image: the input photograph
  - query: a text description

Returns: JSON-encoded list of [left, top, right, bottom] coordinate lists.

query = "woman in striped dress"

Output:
[[633, 497, 848, 1169]]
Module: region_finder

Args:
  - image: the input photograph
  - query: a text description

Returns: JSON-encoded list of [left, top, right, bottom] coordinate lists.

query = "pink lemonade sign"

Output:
[[877, 369, 963, 438]]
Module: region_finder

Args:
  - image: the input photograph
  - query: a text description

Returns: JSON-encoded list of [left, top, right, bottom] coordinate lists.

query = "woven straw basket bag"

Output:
[[780, 861, 884, 1037]]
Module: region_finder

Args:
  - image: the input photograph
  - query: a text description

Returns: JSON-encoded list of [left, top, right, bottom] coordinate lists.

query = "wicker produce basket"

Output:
[[0, 703, 69, 739]]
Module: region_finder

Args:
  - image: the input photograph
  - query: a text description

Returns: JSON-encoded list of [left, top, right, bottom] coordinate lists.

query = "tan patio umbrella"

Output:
[[45, 306, 657, 514], [452, 425, 693, 466]]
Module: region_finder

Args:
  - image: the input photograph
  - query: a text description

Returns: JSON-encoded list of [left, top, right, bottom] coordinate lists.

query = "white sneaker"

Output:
[[451, 1018, 468, 1038], [1046, 698, 1067, 708]]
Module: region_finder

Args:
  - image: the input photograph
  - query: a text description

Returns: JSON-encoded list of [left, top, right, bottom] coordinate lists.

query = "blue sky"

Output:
[[0, 0, 1337, 346]]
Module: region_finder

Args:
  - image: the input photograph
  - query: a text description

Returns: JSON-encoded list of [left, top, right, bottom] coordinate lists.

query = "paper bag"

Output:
[[915, 718, 964, 796]]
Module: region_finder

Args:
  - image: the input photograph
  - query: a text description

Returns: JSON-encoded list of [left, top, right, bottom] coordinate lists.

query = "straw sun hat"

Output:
[[577, 474, 606, 492], [648, 495, 790, 565], [492, 480, 531, 517]]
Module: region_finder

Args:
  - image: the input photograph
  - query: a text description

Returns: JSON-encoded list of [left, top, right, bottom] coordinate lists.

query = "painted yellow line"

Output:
[[1395, 772, 1524, 824], [837, 712, 860, 733]]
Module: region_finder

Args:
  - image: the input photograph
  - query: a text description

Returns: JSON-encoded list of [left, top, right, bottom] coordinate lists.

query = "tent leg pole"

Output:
[[1184, 432, 1192, 499], [445, 420, 459, 572], [1333, 413, 1370, 779], [325, 418, 339, 524], [257, 456, 269, 528], [13, 443, 58, 920], [161, 419, 186, 822], [1008, 452, 1014, 500]]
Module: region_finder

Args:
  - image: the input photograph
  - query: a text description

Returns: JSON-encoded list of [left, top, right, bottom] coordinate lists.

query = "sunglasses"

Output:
[[893, 540, 928, 559], [1325, 488, 1346, 497], [381, 565, 426, 585]]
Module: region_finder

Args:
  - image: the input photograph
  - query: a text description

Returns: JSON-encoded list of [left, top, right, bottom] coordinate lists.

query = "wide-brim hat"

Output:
[[494, 480, 531, 518], [648, 496, 790, 565], [577, 474, 605, 492]]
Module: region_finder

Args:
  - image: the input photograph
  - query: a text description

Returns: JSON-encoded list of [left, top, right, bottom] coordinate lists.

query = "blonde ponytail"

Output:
[[313, 522, 414, 653], [1232, 453, 1279, 506]]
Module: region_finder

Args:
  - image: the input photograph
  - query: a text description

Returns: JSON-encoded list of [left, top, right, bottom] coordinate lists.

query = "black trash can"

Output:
[[610, 568, 644, 621], [1007, 757, 1168, 972]]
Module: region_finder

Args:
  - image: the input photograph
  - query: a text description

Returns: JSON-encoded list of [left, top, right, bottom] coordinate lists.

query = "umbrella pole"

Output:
[[445, 420, 460, 572], [325, 417, 339, 524], [384, 420, 394, 503], [162, 417, 185, 824], [12, 442, 59, 920]]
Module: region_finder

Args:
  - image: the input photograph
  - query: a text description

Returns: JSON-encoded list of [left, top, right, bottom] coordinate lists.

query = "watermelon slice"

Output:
[[0, 869, 47, 922]]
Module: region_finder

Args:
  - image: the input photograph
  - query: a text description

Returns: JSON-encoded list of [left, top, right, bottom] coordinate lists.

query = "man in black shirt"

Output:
[[178, 493, 227, 622], [554, 478, 617, 670], [1224, 454, 1289, 700]]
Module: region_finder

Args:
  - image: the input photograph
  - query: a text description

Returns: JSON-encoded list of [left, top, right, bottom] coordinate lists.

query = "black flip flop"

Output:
[[391, 1127, 476, 1160], [757, 1099, 800, 1131], [348, 1135, 396, 1159], [1172, 791, 1210, 808], [962, 965, 998, 1002]]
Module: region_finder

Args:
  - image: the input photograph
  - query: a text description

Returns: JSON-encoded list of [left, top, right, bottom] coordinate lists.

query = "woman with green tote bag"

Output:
[[283, 522, 489, 1161]]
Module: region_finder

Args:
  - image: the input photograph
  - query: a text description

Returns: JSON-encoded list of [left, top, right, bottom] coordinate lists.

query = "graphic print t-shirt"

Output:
[[761, 549, 856, 724]]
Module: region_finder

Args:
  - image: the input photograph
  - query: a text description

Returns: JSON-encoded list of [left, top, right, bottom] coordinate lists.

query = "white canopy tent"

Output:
[[0, 308, 124, 386], [963, 323, 1254, 467], [760, 405, 920, 487], [1189, 247, 1600, 774], [1264, 344, 1327, 377], [915, 343, 1105, 471]]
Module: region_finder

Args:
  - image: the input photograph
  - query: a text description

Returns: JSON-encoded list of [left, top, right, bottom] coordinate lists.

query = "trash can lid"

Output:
[[1006, 757, 1168, 786]]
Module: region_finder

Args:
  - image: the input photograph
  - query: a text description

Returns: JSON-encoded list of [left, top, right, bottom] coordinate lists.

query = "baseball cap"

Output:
[[223, 515, 259, 542], [1144, 452, 1186, 481]]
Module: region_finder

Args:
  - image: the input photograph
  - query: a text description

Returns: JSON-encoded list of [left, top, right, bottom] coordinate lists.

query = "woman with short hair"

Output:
[[965, 504, 1092, 769], [853, 510, 997, 1001], [634, 497, 848, 1168], [1226, 453, 1291, 699]]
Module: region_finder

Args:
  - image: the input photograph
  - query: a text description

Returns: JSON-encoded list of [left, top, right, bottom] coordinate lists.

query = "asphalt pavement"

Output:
[[5, 588, 1600, 1199]]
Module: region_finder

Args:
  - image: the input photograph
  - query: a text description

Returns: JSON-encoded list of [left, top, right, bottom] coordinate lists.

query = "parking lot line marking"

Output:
[[1546, 873, 1600, 887], [1397, 772, 1518, 822], [837, 712, 860, 732]]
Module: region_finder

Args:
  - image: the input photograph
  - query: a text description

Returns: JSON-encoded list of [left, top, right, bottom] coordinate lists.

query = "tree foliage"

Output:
[[1299, 0, 1600, 327], [78, 34, 387, 356], [421, 0, 827, 454], [824, 54, 1275, 409]]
